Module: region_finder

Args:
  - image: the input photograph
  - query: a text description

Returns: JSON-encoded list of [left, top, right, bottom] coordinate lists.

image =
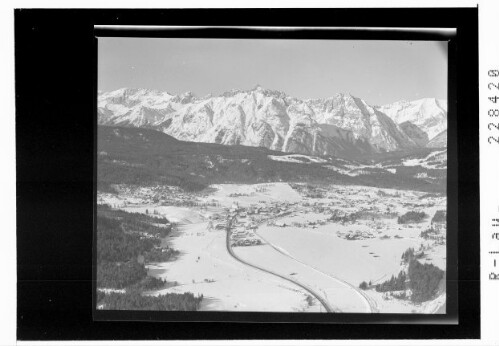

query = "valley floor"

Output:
[[98, 182, 447, 313]]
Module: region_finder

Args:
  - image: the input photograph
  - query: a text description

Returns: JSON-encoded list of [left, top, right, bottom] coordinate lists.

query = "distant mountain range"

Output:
[[377, 98, 447, 142], [98, 86, 447, 158]]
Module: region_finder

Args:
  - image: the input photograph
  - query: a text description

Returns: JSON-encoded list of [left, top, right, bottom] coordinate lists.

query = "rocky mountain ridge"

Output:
[[98, 86, 447, 157]]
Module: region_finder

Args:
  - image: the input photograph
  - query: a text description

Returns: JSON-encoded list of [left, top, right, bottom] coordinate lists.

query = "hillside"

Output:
[[377, 98, 447, 141], [97, 126, 446, 193], [427, 130, 447, 148], [399, 121, 430, 147]]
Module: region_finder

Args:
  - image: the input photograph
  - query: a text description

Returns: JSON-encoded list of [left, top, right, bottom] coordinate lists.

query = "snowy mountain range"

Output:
[[377, 98, 447, 141], [98, 86, 447, 158]]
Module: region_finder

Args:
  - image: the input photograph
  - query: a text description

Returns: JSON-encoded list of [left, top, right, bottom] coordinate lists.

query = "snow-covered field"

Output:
[[257, 226, 416, 285], [268, 154, 328, 164], [98, 181, 446, 313], [203, 182, 302, 207], [234, 244, 372, 312], [144, 213, 320, 312], [122, 205, 206, 224], [400, 149, 447, 169]]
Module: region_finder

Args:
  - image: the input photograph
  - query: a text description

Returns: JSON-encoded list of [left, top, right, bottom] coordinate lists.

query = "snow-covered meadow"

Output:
[[98, 181, 446, 313]]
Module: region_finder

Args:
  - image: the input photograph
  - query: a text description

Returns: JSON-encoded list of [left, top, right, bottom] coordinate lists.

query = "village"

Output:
[[198, 182, 447, 249], [98, 181, 446, 251], [97, 181, 447, 313]]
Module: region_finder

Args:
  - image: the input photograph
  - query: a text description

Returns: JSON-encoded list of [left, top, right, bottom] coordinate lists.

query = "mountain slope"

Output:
[[98, 126, 446, 193], [427, 130, 447, 148], [399, 121, 430, 147], [98, 87, 421, 158], [97, 125, 348, 191], [377, 98, 447, 141]]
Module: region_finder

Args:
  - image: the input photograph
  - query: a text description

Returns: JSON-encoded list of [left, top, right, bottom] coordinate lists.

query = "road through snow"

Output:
[[254, 228, 378, 313], [225, 222, 335, 312]]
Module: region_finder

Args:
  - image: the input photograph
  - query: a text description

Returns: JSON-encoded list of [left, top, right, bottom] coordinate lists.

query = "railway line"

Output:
[[255, 228, 378, 313]]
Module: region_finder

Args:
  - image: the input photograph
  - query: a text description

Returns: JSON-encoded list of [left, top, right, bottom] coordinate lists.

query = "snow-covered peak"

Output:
[[100, 87, 173, 99], [98, 86, 445, 156], [170, 91, 196, 104], [306, 92, 351, 102], [378, 98, 447, 140], [220, 88, 244, 98], [211, 85, 291, 100], [253, 87, 289, 99]]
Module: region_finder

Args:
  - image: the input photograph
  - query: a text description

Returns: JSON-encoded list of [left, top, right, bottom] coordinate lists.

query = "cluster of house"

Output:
[[207, 213, 230, 231], [218, 203, 276, 247], [419, 211, 447, 243], [228, 192, 251, 197], [382, 290, 410, 300], [268, 218, 328, 229], [99, 184, 209, 208], [337, 230, 376, 241], [228, 212, 264, 247], [205, 205, 264, 247], [153, 190, 218, 208], [220, 201, 297, 224], [431, 219, 446, 233], [420, 228, 446, 241], [230, 229, 262, 247]]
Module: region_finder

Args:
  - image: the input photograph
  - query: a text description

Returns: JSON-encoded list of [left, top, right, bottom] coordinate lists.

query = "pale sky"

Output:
[[98, 37, 447, 106]]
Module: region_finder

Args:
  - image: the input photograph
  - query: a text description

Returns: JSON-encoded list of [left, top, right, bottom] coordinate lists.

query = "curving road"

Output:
[[225, 223, 335, 313], [255, 228, 379, 313]]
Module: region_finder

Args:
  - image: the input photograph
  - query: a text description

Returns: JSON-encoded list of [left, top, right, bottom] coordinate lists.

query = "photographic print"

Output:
[[95, 36, 448, 314]]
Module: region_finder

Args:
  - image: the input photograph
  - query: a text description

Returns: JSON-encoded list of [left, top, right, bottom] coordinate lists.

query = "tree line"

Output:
[[397, 211, 427, 224], [97, 290, 203, 311], [431, 210, 446, 223], [359, 247, 444, 303], [96, 205, 203, 310]]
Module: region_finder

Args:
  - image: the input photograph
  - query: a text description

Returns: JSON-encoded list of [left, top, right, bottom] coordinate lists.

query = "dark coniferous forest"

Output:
[[96, 204, 202, 310]]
